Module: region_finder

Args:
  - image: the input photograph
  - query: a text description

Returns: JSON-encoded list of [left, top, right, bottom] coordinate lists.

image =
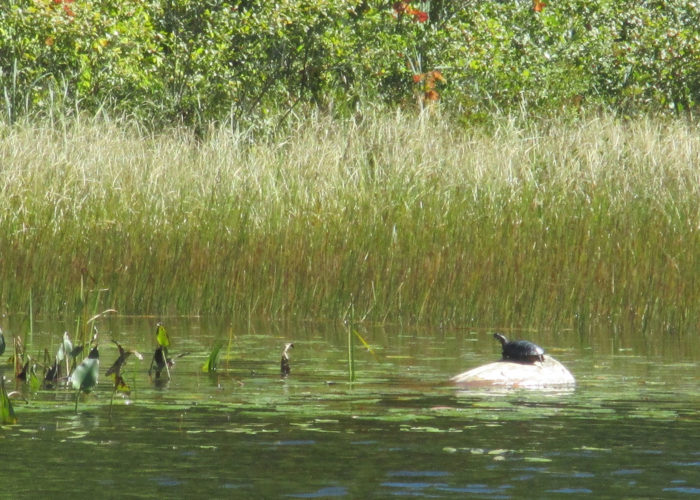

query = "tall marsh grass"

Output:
[[1, 111, 699, 335]]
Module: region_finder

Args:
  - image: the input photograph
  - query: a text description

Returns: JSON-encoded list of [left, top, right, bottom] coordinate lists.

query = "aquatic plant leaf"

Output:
[[156, 323, 170, 348], [106, 355, 125, 377], [280, 343, 294, 377], [57, 332, 73, 362], [106, 340, 143, 376], [114, 374, 130, 393], [16, 359, 30, 381], [202, 342, 223, 373], [149, 346, 172, 380], [0, 377, 17, 424], [70, 345, 84, 359], [352, 330, 375, 355], [70, 347, 100, 392], [44, 361, 58, 384], [28, 369, 41, 392]]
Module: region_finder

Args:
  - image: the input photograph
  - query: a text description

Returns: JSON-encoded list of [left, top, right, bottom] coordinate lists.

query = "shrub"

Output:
[[0, 1, 698, 127]]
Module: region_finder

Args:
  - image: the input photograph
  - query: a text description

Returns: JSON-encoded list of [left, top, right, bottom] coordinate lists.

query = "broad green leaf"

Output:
[[202, 343, 222, 373], [156, 323, 170, 348], [114, 374, 130, 393], [71, 347, 100, 392], [0, 377, 17, 425], [28, 370, 41, 393]]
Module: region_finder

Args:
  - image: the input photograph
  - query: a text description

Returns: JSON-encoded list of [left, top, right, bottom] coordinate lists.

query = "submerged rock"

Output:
[[450, 355, 575, 389]]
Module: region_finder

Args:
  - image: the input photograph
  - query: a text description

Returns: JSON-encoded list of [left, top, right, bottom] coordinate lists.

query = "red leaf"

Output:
[[424, 90, 440, 101], [413, 10, 428, 23], [431, 70, 446, 83]]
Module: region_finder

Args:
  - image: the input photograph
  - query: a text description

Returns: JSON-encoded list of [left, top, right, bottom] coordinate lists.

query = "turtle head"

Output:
[[493, 333, 508, 346]]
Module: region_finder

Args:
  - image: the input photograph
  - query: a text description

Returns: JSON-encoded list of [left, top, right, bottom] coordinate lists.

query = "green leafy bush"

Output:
[[0, 0, 698, 127], [0, 0, 161, 121]]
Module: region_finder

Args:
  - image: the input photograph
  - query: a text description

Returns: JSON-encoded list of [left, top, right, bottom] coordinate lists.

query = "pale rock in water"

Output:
[[451, 355, 575, 389]]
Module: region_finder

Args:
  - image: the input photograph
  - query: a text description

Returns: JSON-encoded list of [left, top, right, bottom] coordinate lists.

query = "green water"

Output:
[[1, 317, 698, 498]]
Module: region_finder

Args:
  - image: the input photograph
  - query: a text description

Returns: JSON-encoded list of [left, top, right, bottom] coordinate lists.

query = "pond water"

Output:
[[0, 317, 698, 498]]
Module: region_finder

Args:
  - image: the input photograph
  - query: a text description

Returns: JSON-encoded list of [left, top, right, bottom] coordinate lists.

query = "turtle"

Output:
[[493, 333, 545, 363]]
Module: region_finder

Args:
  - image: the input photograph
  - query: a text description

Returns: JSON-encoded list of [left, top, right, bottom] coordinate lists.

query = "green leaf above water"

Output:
[[106, 341, 143, 378], [28, 370, 41, 393], [71, 348, 100, 392], [203, 342, 223, 373], [156, 323, 170, 348], [0, 376, 17, 425]]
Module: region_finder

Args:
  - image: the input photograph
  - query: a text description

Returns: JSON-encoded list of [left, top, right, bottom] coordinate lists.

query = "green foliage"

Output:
[[106, 341, 143, 384], [71, 345, 99, 412], [70, 346, 100, 392], [0, 1, 697, 128], [347, 326, 355, 382], [0, 0, 161, 122], [202, 342, 222, 373], [437, 0, 700, 114], [156, 323, 170, 348], [0, 376, 17, 425]]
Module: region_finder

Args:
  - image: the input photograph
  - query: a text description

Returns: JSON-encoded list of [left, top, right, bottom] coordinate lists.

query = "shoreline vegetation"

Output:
[[2, 1, 698, 335], [1, 110, 699, 335], [1, 1, 698, 129]]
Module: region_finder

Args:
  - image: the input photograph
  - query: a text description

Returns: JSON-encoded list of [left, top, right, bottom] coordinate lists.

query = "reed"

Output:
[[1, 110, 699, 336]]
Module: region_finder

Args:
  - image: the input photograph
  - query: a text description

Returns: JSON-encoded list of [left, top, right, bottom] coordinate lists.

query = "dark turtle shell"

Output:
[[493, 333, 545, 363]]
